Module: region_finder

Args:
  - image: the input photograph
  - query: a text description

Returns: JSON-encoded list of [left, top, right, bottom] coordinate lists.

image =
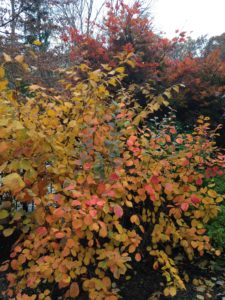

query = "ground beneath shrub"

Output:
[[0, 235, 225, 300], [118, 255, 225, 300]]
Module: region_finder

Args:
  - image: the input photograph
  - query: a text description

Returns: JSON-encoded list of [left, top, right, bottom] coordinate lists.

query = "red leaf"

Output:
[[84, 162, 92, 170], [181, 203, 189, 212], [64, 184, 75, 191], [36, 226, 48, 236], [114, 205, 123, 218], [165, 183, 173, 194], [110, 173, 119, 181], [105, 190, 116, 197], [127, 135, 137, 147], [144, 184, 154, 195], [191, 194, 201, 204], [151, 176, 159, 185], [89, 209, 97, 218], [71, 200, 81, 207], [144, 184, 156, 201]]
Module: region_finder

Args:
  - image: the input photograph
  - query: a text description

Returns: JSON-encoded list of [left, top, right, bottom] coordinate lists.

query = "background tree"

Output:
[[22, 0, 52, 49], [205, 32, 225, 61]]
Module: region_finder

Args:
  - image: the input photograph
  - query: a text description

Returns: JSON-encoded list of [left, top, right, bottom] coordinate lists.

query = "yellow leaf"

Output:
[[29, 84, 42, 91], [115, 67, 125, 74], [169, 286, 177, 297], [0, 80, 8, 90], [130, 215, 140, 225], [125, 200, 133, 207], [35, 207, 46, 225], [164, 288, 170, 297], [33, 40, 42, 46], [172, 85, 180, 93], [68, 120, 77, 128], [47, 109, 57, 117], [80, 64, 90, 72], [215, 249, 221, 256], [3, 227, 15, 237], [15, 55, 24, 64], [3, 173, 25, 194], [0, 66, 5, 79], [126, 60, 136, 68], [3, 53, 12, 62], [0, 210, 9, 220], [216, 197, 223, 203], [207, 189, 217, 198], [101, 64, 112, 71]]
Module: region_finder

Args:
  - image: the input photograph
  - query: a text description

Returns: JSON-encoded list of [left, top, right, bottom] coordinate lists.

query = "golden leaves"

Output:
[[2, 173, 25, 194]]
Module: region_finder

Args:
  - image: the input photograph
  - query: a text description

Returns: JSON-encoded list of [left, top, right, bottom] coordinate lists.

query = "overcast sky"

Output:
[[151, 0, 225, 38]]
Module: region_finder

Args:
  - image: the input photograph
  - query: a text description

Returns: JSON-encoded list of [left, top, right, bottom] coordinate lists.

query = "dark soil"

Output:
[[0, 234, 225, 300]]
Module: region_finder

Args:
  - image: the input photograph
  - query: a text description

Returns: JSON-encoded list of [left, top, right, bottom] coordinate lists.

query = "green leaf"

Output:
[[0, 210, 9, 220]]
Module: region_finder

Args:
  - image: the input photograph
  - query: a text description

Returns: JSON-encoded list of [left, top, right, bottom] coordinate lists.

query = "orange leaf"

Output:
[[176, 138, 183, 144], [135, 253, 142, 262], [70, 282, 80, 298], [84, 215, 92, 226], [127, 135, 137, 147], [11, 259, 19, 270], [55, 232, 65, 239], [169, 127, 177, 134], [0, 142, 9, 154], [53, 207, 65, 218]]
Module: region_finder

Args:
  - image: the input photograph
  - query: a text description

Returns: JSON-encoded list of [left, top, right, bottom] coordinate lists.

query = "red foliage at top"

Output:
[[61, 0, 225, 117]]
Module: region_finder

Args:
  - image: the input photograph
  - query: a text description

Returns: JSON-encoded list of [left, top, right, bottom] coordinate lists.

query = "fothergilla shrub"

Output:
[[0, 58, 225, 300]]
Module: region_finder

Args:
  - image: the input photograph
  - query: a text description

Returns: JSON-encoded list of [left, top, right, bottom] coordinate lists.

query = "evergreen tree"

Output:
[[23, 0, 52, 49]]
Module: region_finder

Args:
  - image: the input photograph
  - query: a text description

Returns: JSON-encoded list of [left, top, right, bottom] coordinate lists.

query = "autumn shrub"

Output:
[[0, 57, 225, 300]]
